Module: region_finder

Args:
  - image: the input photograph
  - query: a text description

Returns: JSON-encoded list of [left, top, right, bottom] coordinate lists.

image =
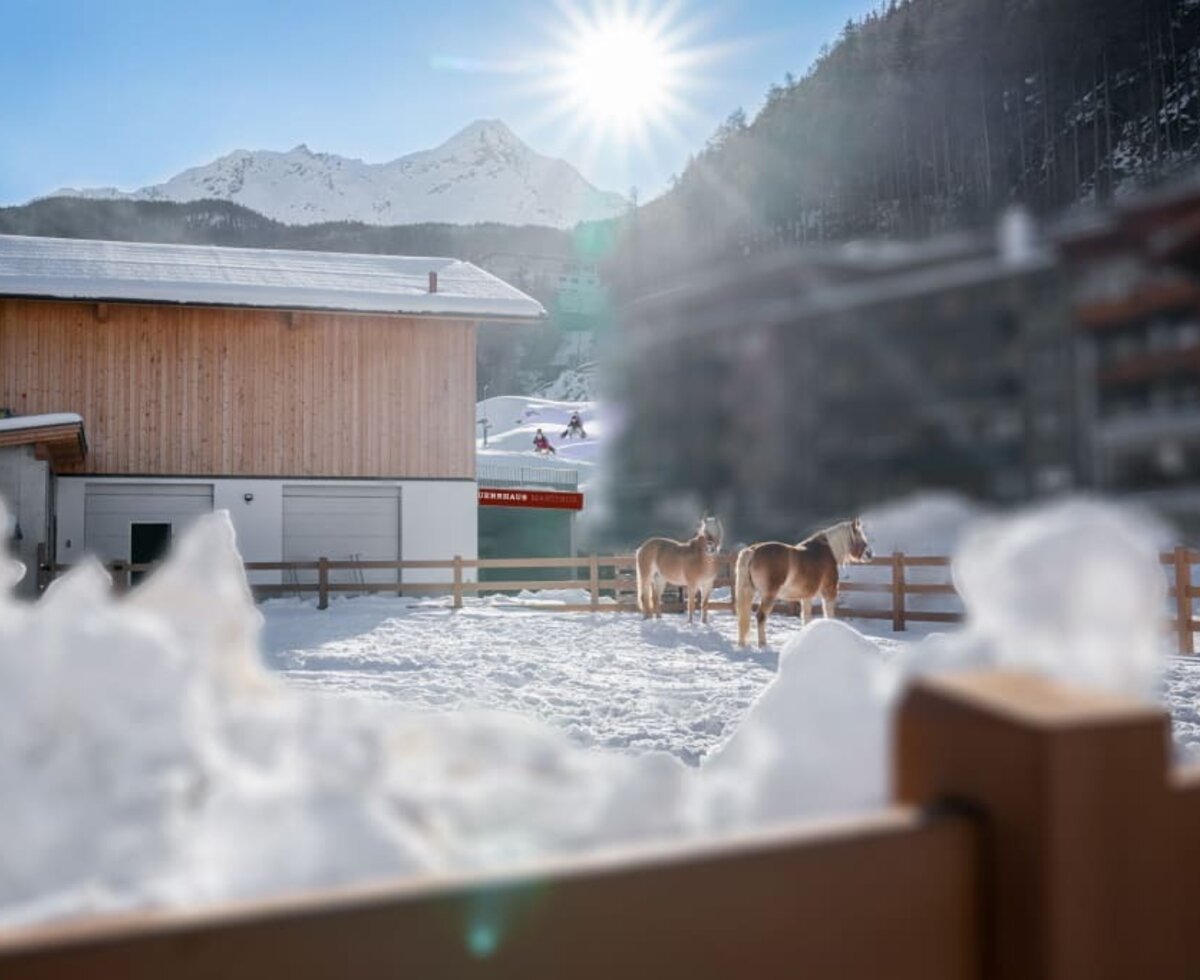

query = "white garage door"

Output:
[[84, 483, 214, 563], [283, 484, 401, 585]]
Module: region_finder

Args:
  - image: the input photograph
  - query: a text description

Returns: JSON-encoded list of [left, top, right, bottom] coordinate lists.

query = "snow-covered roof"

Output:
[[0, 234, 546, 321], [0, 412, 87, 466], [0, 412, 83, 433]]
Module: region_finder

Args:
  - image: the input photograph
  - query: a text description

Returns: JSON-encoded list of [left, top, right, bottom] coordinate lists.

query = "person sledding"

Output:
[[532, 428, 556, 455], [561, 411, 587, 440]]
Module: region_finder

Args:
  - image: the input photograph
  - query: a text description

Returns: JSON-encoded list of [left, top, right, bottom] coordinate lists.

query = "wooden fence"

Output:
[[1, 669, 1198, 978], [38, 545, 1200, 653]]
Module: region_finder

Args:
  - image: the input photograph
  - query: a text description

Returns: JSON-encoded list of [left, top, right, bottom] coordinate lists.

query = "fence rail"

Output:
[[38, 546, 1200, 653], [476, 461, 580, 489]]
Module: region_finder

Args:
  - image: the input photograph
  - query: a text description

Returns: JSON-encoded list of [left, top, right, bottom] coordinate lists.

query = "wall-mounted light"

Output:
[[243, 492, 255, 504]]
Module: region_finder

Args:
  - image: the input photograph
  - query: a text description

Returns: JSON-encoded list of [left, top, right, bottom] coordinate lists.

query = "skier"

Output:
[[561, 411, 587, 440], [533, 428, 556, 455]]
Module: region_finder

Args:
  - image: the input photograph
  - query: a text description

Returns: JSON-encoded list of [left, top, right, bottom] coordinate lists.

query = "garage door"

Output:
[[84, 483, 214, 564], [282, 484, 401, 586]]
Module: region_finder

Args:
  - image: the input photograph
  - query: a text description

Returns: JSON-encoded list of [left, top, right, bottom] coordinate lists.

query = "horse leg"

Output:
[[756, 591, 779, 649], [800, 597, 813, 625], [700, 582, 713, 624], [652, 576, 666, 619], [686, 582, 695, 624], [821, 587, 837, 619]]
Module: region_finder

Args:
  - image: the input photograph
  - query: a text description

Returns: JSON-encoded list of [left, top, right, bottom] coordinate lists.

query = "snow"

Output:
[[0, 234, 546, 321], [951, 499, 1169, 700], [476, 394, 605, 489], [537, 362, 598, 402], [47, 120, 628, 230], [0, 412, 82, 433], [1, 492, 1198, 929], [262, 594, 783, 765]]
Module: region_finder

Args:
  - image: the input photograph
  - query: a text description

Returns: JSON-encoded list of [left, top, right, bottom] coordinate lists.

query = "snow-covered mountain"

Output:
[[47, 120, 628, 229]]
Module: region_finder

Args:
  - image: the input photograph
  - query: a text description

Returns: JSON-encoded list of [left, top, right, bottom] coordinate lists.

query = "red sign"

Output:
[[478, 487, 584, 511]]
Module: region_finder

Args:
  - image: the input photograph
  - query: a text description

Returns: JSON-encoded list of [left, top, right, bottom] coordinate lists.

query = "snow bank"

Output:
[[0, 499, 689, 924], [701, 621, 895, 828], [0, 494, 1177, 925], [950, 499, 1169, 699]]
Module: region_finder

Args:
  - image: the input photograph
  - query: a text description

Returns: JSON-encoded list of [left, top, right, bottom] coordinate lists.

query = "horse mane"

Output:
[[800, 519, 856, 562]]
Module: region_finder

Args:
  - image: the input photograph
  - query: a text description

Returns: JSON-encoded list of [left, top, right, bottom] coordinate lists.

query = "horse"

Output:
[[735, 518, 873, 648], [635, 515, 724, 624]]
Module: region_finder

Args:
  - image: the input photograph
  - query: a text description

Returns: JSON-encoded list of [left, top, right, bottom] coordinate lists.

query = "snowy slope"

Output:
[[476, 394, 605, 486], [48, 120, 628, 230]]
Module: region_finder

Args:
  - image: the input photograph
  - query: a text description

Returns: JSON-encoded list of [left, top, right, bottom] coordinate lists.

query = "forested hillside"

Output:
[[612, 0, 1200, 289]]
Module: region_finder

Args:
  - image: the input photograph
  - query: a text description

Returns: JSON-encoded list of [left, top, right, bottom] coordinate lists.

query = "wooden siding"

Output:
[[0, 300, 476, 478]]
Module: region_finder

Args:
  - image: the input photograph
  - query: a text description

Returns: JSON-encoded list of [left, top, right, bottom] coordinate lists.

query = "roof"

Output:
[[0, 413, 87, 467], [0, 234, 546, 321]]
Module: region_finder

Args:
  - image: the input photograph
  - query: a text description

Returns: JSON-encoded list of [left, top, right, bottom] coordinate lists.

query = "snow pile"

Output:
[[0, 500, 690, 925], [701, 621, 894, 828], [950, 499, 1169, 699]]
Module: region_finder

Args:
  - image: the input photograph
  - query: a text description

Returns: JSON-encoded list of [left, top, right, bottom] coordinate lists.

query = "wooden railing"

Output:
[[37, 546, 1200, 653], [2, 670, 1197, 978]]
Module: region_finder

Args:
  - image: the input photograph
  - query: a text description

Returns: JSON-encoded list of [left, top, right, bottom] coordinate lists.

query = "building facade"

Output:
[[609, 220, 1082, 544], [0, 234, 543, 594]]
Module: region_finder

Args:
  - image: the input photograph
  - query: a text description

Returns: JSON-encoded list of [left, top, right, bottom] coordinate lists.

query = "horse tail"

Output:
[[635, 544, 652, 616], [735, 546, 756, 647]]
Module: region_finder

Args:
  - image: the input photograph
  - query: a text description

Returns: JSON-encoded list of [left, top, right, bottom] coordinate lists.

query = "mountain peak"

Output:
[[439, 119, 523, 152], [43, 121, 627, 229]]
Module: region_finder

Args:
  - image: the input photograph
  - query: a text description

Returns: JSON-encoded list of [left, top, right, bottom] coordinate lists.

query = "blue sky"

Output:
[[0, 0, 878, 207]]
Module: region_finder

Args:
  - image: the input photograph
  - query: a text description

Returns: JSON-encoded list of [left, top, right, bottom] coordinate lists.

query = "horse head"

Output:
[[698, 514, 724, 554], [848, 517, 873, 562]]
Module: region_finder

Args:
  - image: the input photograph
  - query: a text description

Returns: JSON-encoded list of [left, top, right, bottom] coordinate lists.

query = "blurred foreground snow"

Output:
[[0, 495, 1189, 927]]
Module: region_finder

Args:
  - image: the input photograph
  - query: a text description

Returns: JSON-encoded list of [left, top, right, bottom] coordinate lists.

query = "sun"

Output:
[[543, 2, 698, 145], [564, 14, 673, 133]]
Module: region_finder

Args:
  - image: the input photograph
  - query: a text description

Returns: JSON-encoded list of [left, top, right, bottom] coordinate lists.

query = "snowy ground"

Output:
[[260, 595, 1200, 765]]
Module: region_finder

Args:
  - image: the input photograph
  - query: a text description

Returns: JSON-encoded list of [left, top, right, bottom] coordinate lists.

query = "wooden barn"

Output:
[[0, 234, 544, 595]]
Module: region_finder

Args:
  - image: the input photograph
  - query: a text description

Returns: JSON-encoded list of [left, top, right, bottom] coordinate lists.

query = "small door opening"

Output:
[[130, 522, 172, 584]]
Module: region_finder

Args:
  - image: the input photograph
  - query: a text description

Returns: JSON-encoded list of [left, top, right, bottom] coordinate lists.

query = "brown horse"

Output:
[[735, 518, 873, 648], [635, 515, 724, 624]]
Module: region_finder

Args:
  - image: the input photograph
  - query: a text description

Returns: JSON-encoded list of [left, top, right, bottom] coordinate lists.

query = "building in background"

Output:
[[608, 182, 1200, 545], [609, 212, 1083, 544], [1061, 182, 1200, 535], [0, 234, 543, 595]]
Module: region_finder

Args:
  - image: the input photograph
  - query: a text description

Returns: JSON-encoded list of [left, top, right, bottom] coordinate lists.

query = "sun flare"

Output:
[[543, 2, 699, 146], [565, 15, 673, 131]]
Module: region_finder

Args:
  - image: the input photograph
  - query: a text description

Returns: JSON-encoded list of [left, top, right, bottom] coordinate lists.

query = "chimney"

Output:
[[428, 271, 438, 294]]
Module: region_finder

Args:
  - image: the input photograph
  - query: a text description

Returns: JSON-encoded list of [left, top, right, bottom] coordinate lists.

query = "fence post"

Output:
[[896, 670, 1184, 978], [317, 557, 329, 611], [892, 552, 907, 632], [1174, 545, 1192, 655], [452, 555, 463, 610], [589, 554, 599, 611]]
